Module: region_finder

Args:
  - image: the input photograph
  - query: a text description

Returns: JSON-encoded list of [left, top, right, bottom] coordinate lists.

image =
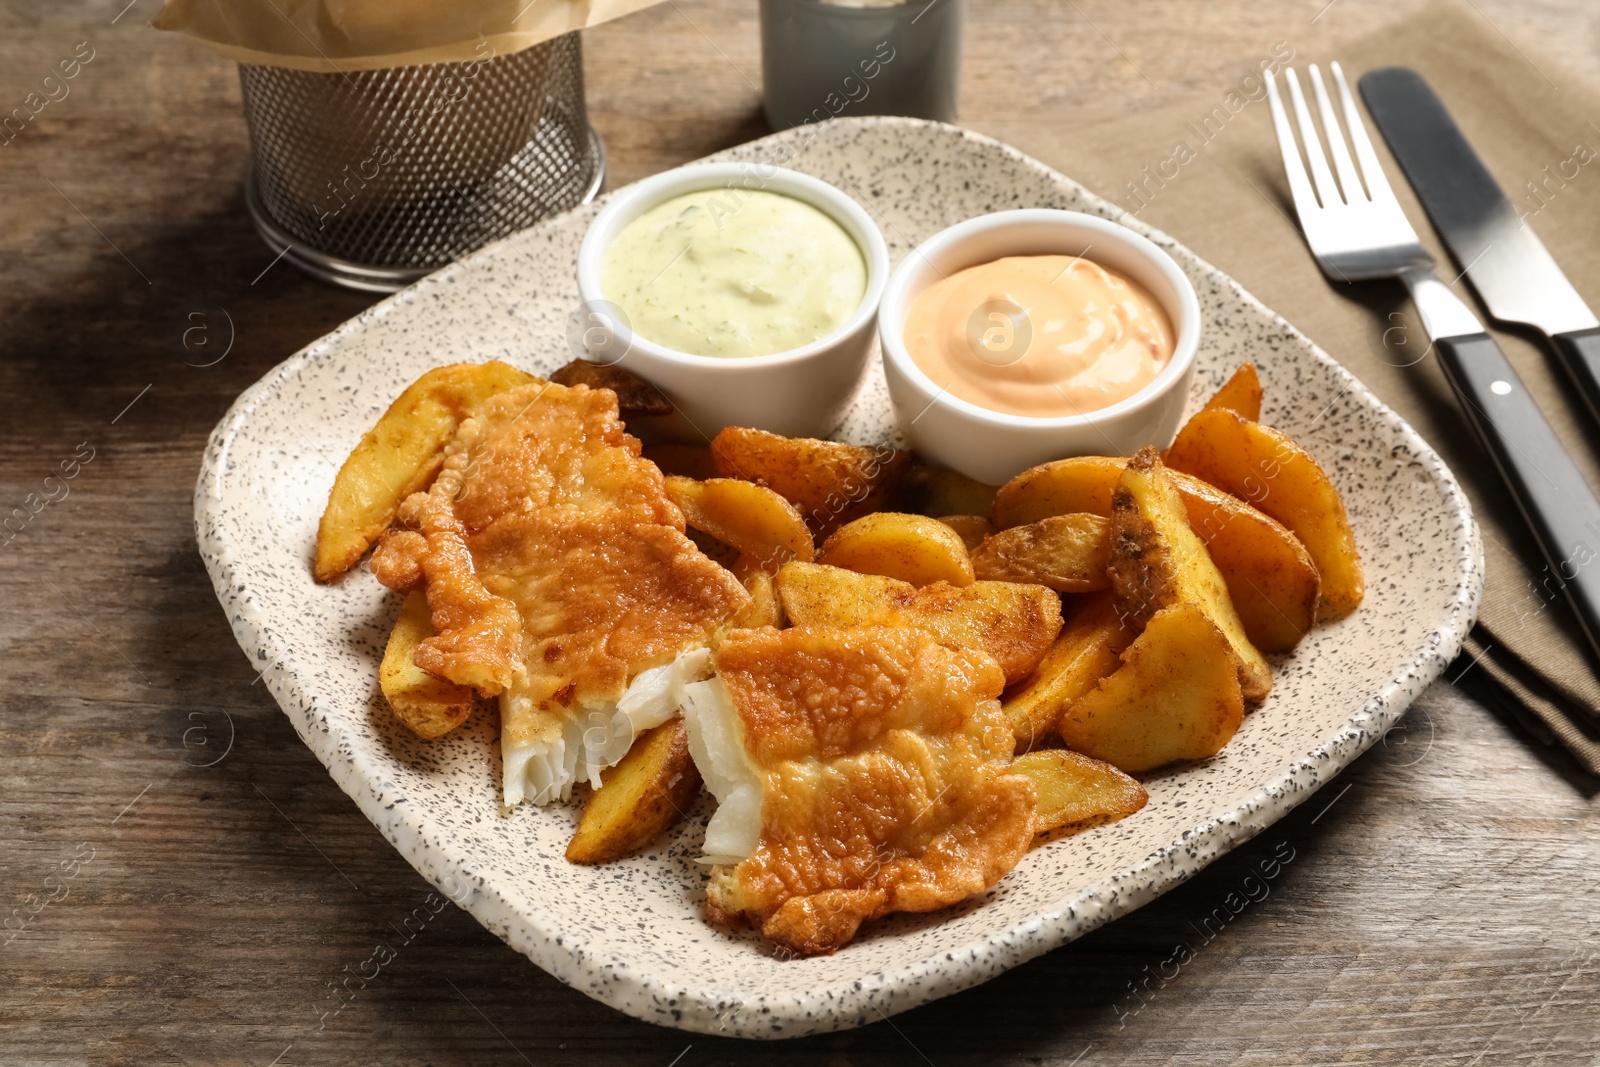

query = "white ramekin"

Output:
[[878, 209, 1201, 485], [575, 162, 889, 440]]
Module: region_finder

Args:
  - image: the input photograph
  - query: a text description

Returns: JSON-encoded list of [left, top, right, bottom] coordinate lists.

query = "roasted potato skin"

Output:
[[1001, 591, 1131, 752], [1057, 601, 1245, 773], [774, 561, 1062, 686], [732, 561, 785, 628], [1178, 475, 1318, 653], [993, 455, 1318, 653], [993, 456, 1127, 529], [315, 361, 536, 582], [665, 476, 815, 570], [937, 514, 997, 551], [710, 426, 912, 538], [549, 358, 673, 417], [567, 718, 702, 864], [1109, 448, 1272, 703], [1165, 407, 1363, 619], [1201, 362, 1263, 422], [1011, 748, 1148, 838], [380, 590, 479, 738], [817, 512, 976, 588], [971, 513, 1112, 593]]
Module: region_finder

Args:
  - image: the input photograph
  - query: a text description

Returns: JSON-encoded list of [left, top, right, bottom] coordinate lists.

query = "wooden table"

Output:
[[3, 2, 1596, 1063]]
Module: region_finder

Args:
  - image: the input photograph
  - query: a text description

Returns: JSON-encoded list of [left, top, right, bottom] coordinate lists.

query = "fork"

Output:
[[1267, 62, 1600, 662]]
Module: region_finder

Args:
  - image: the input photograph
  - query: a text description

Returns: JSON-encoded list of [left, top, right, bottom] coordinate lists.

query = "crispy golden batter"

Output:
[[701, 626, 1035, 956], [370, 382, 749, 804], [774, 561, 1062, 686]]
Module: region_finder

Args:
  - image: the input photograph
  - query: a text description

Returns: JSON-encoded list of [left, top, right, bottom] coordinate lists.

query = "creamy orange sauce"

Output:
[[903, 254, 1174, 418]]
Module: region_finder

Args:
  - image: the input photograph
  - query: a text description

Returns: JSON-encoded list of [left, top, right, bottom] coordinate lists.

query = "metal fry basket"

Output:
[[239, 32, 604, 292]]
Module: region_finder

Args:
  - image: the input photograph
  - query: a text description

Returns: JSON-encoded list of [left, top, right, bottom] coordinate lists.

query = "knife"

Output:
[[1359, 67, 1600, 424]]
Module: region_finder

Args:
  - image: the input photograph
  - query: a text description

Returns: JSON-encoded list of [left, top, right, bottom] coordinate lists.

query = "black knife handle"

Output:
[[1551, 326, 1600, 426], [1436, 331, 1600, 661]]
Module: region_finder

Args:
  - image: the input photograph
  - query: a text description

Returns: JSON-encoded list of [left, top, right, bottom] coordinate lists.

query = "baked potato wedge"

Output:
[[816, 512, 975, 587], [665, 476, 815, 570], [993, 455, 1317, 653], [1057, 601, 1245, 773], [938, 514, 997, 551], [1109, 448, 1272, 702], [566, 718, 702, 864], [1165, 407, 1363, 619], [892, 465, 999, 520], [1200, 362, 1262, 421], [732, 561, 784, 628], [774, 561, 1062, 685], [993, 455, 1126, 529], [1012, 748, 1149, 837], [971, 513, 1112, 593], [380, 590, 479, 739], [315, 360, 537, 582], [710, 426, 912, 538], [1178, 476, 1318, 653], [549, 357, 673, 417], [1002, 591, 1131, 751]]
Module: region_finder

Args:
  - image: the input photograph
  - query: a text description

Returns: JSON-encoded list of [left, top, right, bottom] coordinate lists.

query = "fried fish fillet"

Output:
[[678, 625, 1036, 956], [370, 382, 749, 806]]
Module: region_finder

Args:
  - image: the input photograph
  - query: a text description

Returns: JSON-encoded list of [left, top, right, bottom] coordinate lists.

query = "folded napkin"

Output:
[[1006, 1, 1600, 773]]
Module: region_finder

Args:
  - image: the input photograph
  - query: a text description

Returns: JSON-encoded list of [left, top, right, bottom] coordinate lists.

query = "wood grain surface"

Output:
[[1, 1, 1597, 1064]]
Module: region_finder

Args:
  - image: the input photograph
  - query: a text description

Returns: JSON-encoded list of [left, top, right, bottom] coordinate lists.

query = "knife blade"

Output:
[[1359, 66, 1600, 422]]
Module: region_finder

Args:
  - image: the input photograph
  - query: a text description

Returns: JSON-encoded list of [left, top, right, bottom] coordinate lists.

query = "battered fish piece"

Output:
[[679, 625, 1036, 956], [370, 382, 749, 806]]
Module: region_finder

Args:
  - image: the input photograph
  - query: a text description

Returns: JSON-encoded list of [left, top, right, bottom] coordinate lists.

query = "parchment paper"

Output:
[[154, 0, 667, 71]]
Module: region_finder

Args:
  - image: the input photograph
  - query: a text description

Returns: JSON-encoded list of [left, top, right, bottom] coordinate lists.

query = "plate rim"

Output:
[[194, 115, 1484, 1039]]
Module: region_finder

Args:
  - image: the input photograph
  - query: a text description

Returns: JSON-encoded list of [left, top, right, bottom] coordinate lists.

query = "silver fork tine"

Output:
[[1265, 70, 1320, 220], [1308, 64, 1365, 204], [1331, 61, 1400, 209], [1285, 68, 1342, 209]]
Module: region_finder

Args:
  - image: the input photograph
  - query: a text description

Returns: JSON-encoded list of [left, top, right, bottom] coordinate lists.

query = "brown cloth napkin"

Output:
[[1006, 1, 1600, 773]]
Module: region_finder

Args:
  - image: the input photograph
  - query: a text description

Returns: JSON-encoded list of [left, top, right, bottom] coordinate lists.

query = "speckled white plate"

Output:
[[195, 118, 1482, 1039]]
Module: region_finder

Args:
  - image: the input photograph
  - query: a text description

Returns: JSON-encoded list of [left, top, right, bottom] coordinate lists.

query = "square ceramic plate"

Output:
[[195, 117, 1482, 1039]]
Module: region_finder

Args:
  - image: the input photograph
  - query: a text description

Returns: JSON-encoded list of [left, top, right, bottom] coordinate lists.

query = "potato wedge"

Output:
[[892, 465, 999, 520], [938, 514, 996, 551], [710, 426, 912, 538], [775, 561, 1062, 685], [1057, 602, 1245, 773], [817, 512, 975, 587], [732, 562, 784, 628], [549, 358, 673, 417], [643, 441, 717, 480], [665, 476, 815, 570], [1201, 362, 1262, 421], [1012, 748, 1149, 837], [380, 590, 479, 739], [971, 513, 1111, 593], [993, 455, 1317, 653], [566, 719, 702, 864], [1178, 476, 1318, 653], [993, 455, 1126, 529], [1002, 592, 1131, 751], [315, 360, 536, 582], [1109, 448, 1272, 702], [1165, 407, 1362, 619]]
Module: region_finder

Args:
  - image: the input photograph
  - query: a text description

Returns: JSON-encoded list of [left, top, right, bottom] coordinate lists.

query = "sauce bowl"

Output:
[[878, 209, 1201, 484], [575, 162, 890, 440]]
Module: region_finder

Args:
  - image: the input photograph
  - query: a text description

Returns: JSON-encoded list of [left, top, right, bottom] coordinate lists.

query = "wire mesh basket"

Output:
[[239, 32, 604, 292]]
